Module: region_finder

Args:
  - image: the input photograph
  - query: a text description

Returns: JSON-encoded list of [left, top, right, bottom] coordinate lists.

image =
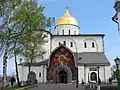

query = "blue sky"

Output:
[[39, 0, 120, 64], [0, 0, 120, 75]]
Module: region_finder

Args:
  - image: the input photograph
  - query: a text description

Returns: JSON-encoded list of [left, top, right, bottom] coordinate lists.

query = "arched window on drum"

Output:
[[84, 42, 87, 48], [92, 42, 95, 48]]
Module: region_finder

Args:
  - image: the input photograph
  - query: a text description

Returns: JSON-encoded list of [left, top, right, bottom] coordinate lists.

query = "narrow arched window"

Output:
[[39, 73, 41, 77], [63, 41, 66, 46], [69, 30, 70, 35], [59, 42, 61, 45], [62, 30, 64, 35], [84, 42, 87, 48], [70, 42, 73, 47], [92, 42, 95, 48]]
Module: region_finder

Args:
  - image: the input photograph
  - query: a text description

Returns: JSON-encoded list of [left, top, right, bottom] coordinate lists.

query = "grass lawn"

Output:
[[7, 86, 21, 90], [7, 85, 30, 90]]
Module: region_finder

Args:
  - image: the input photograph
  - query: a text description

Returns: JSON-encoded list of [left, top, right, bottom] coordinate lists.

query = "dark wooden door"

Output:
[[58, 70, 67, 83]]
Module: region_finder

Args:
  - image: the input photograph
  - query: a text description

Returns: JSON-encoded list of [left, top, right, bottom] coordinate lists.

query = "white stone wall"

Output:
[[104, 66, 111, 83], [99, 66, 105, 82], [17, 65, 28, 82], [17, 65, 47, 83], [78, 66, 84, 83], [18, 65, 110, 84], [41, 65, 47, 83], [79, 66, 111, 83], [55, 25, 79, 35], [41, 33, 51, 61], [51, 36, 104, 53], [84, 66, 89, 83], [51, 36, 77, 52]]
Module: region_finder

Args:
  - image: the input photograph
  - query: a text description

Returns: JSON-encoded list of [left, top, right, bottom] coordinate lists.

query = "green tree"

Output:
[[13, 0, 53, 75], [0, 0, 54, 88], [8, 32, 23, 86], [0, 0, 22, 88], [0, 0, 7, 16], [111, 65, 120, 80]]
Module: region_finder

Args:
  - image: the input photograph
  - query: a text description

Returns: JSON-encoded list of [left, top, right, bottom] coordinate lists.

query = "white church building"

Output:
[[18, 7, 111, 84]]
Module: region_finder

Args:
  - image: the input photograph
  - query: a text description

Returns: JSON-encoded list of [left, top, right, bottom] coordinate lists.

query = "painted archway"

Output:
[[47, 45, 77, 83]]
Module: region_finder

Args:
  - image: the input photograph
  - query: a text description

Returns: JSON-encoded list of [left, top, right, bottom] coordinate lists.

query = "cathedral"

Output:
[[18, 7, 111, 84]]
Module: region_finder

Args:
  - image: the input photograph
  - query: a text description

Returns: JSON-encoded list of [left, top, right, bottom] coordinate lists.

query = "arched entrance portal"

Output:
[[47, 45, 77, 83], [53, 66, 72, 83], [90, 72, 97, 81], [58, 70, 67, 83]]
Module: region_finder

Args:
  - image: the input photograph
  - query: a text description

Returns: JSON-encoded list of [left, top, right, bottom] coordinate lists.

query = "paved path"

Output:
[[28, 84, 85, 90]]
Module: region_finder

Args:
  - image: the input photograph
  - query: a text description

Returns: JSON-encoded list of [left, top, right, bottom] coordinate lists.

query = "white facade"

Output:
[[18, 65, 47, 83], [78, 66, 111, 83], [17, 8, 111, 84], [55, 25, 79, 35], [51, 35, 104, 53]]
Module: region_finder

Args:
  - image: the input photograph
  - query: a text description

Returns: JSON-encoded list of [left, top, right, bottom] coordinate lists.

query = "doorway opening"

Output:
[[91, 72, 97, 82], [58, 70, 67, 83]]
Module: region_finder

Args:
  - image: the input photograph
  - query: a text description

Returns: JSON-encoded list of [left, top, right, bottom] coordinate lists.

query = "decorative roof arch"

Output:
[[48, 44, 77, 68]]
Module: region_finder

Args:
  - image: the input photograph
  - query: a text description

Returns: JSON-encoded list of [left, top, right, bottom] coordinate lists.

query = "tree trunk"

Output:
[[28, 58, 33, 73], [15, 54, 21, 86], [28, 62, 31, 73], [2, 52, 7, 90]]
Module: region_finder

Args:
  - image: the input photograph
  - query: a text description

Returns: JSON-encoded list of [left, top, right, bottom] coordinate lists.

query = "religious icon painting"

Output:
[[60, 48, 64, 52], [65, 53, 69, 57]]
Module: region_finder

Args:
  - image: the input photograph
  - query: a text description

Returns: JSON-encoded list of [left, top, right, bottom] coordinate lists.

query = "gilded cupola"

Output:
[[56, 8, 79, 26]]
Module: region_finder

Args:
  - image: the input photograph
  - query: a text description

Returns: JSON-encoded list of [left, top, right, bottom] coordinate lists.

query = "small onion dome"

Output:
[[56, 8, 78, 26]]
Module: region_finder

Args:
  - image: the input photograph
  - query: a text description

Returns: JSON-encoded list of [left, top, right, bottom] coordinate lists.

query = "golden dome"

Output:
[[56, 8, 78, 26]]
